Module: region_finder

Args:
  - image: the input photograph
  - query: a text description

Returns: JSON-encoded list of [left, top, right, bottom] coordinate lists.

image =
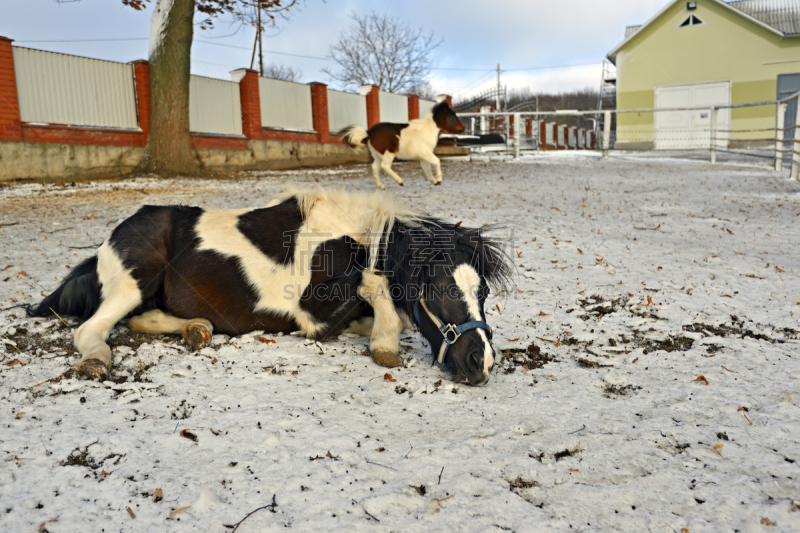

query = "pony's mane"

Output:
[[271, 187, 425, 272], [384, 217, 512, 312]]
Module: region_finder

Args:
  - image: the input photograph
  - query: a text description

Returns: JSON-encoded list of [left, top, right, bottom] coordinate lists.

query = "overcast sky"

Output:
[[3, 0, 672, 100]]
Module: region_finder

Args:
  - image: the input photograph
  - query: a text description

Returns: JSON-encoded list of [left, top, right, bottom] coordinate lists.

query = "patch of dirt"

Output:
[[641, 335, 694, 355], [603, 384, 642, 398], [500, 342, 556, 372], [62, 448, 124, 471], [553, 447, 580, 461], [507, 476, 537, 492]]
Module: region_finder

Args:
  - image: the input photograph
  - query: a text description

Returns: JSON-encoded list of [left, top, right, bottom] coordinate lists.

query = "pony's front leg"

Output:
[[420, 152, 443, 185], [129, 309, 214, 350], [73, 244, 142, 379], [420, 161, 436, 184], [357, 272, 403, 368]]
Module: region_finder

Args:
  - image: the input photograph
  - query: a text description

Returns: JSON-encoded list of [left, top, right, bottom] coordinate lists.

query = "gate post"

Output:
[[514, 112, 521, 160], [710, 107, 718, 165], [792, 95, 800, 181], [776, 101, 786, 172], [602, 110, 612, 158]]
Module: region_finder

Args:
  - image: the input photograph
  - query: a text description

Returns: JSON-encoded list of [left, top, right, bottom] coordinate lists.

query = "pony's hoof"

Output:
[[434, 181, 442, 186], [75, 359, 109, 381], [371, 350, 402, 368], [377, 185, 386, 190], [183, 321, 213, 350], [398, 181, 404, 186]]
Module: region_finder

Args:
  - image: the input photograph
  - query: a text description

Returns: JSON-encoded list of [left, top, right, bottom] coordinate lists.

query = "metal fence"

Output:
[[379, 91, 409, 123], [455, 91, 800, 180], [13, 47, 138, 129], [189, 75, 243, 136], [259, 77, 314, 131], [327, 89, 368, 133]]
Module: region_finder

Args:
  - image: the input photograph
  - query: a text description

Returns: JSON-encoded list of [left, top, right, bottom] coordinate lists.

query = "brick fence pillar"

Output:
[[360, 84, 380, 128], [0, 36, 23, 143], [309, 82, 331, 143], [130, 60, 150, 143], [539, 121, 547, 149], [407, 94, 420, 121], [232, 68, 262, 140], [438, 94, 453, 108]]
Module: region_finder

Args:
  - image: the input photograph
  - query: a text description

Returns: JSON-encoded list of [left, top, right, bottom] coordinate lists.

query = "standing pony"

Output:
[[341, 102, 465, 190], [31, 188, 510, 386]]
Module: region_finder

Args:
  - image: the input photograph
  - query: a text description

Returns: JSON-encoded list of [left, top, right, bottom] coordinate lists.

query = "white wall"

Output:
[[189, 75, 243, 136], [327, 89, 368, 132], [419, 99, 436, 118], [259, 77, 314, 131], [379, 91, 409, 123], [13, 47, 138, 129]]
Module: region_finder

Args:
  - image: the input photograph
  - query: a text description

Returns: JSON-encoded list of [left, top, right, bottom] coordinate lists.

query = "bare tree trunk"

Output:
[[137, 0, 201, 175]]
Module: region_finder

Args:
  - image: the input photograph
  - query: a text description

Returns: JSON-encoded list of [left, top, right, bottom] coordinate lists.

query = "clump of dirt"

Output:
[[500, 342, 556, 371], [603, 384, 642, 398], [553, 447, 580, 461], [63, 448, 124, 471], [507, 476, 537, 492], [682, 315, 798, 343], [641, 335, 694, 354]]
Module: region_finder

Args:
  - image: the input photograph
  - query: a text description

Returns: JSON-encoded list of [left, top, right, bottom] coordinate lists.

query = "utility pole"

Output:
[[257, 1, 264, 76], [496, 64, 501, 110]]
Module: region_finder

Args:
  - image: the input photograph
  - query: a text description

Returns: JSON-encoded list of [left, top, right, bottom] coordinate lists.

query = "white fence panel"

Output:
[[259, 77, 313, 131], [327, 89, 367, 132], [379, 91, 408, 123], [419, 99, 436, 118], [13, 47, 138, 129], [189, 75, 243, 136]]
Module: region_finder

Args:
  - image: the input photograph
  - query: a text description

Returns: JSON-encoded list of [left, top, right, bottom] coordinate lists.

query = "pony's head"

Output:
[[432, 102, 465, 134], [386, 220, 511, 386]]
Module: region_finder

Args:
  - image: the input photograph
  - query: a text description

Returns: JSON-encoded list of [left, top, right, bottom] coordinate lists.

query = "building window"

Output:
[[680, 15, 704, 27]]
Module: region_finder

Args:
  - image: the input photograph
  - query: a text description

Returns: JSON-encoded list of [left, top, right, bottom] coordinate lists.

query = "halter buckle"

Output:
[[441, 324, 461, 344]]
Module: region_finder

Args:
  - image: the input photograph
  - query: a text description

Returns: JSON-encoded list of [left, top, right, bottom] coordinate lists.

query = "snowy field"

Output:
[[1, 155, 799, 532]]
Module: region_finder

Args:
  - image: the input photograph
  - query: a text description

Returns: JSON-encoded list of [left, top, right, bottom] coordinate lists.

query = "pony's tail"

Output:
[[340, 125, 369, 148], [27, 255, 101, 321]]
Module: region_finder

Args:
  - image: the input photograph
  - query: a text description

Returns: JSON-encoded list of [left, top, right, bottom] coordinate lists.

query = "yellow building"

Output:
[[607, 0, 800, 150]]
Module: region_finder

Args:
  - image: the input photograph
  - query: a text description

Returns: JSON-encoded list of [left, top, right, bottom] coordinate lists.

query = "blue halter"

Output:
[[413, 284, 494, 368]]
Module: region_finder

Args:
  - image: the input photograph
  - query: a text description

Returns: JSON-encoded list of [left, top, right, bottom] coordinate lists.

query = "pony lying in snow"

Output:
[[31, 188, 510, 386], [341, 102, 465, 190]]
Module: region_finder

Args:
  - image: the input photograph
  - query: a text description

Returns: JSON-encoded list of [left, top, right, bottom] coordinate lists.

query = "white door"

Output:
[[655, 81, 730, 150]]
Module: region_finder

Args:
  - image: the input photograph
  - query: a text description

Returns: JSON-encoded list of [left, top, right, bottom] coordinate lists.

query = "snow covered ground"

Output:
[[1, 155, 799, 532]]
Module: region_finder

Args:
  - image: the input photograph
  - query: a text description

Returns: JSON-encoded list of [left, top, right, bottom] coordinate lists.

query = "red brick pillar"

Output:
[[539, 121, 546, 149], [0, 37, 23, 143], [309, 82, 331, 143], [361, 84, 380, 128], [130, 60, 150, 143], [407, 94, 420, 121], [233, 69, 262, 140], [438, 94, 453, 108]]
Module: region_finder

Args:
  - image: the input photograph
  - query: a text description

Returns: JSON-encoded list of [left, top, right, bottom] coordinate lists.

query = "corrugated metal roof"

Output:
[[625, 25, 642, 38], [727, 0, 800, 36]]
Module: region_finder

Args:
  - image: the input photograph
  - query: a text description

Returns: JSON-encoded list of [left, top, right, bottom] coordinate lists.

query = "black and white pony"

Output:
[[340, 102, 465, 190], [31, 188, 510, 385]]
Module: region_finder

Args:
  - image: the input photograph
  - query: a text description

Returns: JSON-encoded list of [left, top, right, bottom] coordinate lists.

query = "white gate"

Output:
[[655, 81, 730, 150]]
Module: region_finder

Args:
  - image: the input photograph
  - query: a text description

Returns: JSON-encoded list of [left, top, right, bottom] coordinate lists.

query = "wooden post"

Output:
[[776, 101, 786, 172], [602, 111, 612, 158], [710, 108, 718, 165]]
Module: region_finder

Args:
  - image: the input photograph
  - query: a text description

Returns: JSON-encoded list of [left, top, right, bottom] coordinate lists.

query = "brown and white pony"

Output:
[[341, 102, 465, 190], [31, 188, 510, 386]]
